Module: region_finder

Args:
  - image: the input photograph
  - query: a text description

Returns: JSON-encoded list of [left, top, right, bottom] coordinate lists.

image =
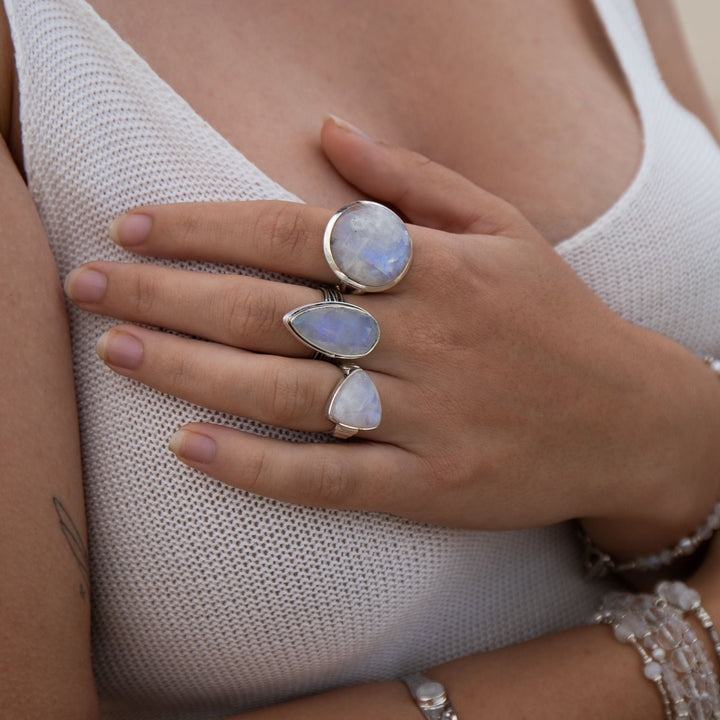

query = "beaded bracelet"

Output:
[[657, 581, 720, 671], [595, 586, 720, 719], [580, 503, 720, 578], [595, 593, 674, 719], [581, 356, 720, 578]]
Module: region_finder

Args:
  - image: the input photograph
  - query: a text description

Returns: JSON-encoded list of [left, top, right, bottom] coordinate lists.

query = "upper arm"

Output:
[[637, 0, 720, 142], [0, 4, 12, 142], [0, 8, 98, 718]]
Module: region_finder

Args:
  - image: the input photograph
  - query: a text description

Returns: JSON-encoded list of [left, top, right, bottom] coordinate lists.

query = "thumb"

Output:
[[320, 114, 539, 240]]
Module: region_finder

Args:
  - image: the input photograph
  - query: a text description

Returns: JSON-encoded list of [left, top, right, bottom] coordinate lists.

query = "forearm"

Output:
[[223, 540, 720, 720], [225, 623, 664, 720], [0, 143, 98, 718]]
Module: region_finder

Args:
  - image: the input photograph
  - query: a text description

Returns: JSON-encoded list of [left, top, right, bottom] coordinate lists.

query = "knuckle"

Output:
[[259, 363, 314, 424], [241, 446, 272, 495], [406, 149, 434, 172], [165, 350, 192, 391], [416, 242, 489, 308], [428, 242, 467, 281], [126, 270, 160, 317], [422, 450, 474, 494], [220, 282, 278, 344], [254, 202, 309, 264], [396, 246, 470, 350], [487, 198, 536, 238], [220, 285, 252, 340], [174, 208, 203, 246], [388, 151, 434, 207], [384, 142, 432, 171], [412, 242, 463, 288], [307, 455, 356, 506]]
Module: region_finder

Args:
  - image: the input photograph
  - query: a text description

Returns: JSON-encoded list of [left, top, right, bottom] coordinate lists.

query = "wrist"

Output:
[[582, 327, 720, 560]]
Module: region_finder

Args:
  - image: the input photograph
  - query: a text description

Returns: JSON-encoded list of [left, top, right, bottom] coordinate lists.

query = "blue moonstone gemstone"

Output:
[[325, 201, 412, 291], [328, 368, 381, 430], [283, 301, 380, 359]]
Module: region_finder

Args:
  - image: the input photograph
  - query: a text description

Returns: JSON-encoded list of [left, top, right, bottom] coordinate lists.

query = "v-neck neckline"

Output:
[[55, 0, 654, 249]]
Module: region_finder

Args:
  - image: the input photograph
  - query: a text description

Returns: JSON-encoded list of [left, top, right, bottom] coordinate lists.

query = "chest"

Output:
[[87, 0, 642, 243]]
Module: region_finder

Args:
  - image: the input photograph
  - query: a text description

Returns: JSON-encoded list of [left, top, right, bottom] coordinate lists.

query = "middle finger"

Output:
[[64, 260, 391, 363]]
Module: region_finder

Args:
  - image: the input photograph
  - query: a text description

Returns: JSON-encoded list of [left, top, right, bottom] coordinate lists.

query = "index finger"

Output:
[[109, 200, 338, 282]]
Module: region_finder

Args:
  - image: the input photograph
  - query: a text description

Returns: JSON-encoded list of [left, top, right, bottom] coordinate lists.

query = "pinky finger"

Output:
[[169, 423, 425, 515]]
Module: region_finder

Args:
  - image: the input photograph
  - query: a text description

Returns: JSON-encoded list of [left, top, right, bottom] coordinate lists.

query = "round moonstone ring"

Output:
[[327, 364, 382, 439], [323, 200, 413, 293]]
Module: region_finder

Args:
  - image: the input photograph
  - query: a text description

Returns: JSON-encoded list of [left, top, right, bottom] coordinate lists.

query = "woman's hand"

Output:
[[64, 117, 720, 534]]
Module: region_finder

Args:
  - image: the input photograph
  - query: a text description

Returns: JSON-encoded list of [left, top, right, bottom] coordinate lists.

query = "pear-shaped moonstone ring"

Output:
[[327, 364, 382, 439], [283, 300, 380, 360], [283, 285, 380, 360], [324, 200, 413, 293]]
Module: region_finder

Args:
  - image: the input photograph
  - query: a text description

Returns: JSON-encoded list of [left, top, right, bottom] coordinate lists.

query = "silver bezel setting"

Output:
[[327, 364, 381, 437], [282, 301, 380, 360], [323, 200, 413, 293]]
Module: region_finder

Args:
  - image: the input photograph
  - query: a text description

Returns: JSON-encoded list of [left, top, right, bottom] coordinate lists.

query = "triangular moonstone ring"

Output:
[[327, 365, 382, 438]]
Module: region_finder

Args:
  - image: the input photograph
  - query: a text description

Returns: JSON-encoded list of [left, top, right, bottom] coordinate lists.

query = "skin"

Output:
[[0, 11, 97, 720], [2, 1, 720, 718], [78, 0, 719, 242], [84, 0, 643, 244]]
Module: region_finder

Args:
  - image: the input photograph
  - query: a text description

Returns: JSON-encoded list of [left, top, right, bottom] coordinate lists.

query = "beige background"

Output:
[[671, 0, 720, 119]]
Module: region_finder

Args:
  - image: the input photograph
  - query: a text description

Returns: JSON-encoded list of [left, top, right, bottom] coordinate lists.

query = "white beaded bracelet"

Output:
[[595, 585, 720, 719], [581, 502, 720, 577], [595, 593, 674, 720], [581, 355, 720, 578], [657, 580, 720, 672]]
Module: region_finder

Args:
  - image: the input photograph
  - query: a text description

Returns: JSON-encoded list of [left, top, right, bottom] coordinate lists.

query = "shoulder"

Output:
[[636, 0, 720, 141], [0, 4, 22, 169], [0, 5, 12, 138]]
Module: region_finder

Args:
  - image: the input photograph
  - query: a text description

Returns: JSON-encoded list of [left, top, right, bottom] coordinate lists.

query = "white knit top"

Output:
[[5, 1, 720, 718]]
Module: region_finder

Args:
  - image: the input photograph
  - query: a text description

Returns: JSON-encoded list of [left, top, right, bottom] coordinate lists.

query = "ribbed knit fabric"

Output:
[[4, 1, 720, 718]]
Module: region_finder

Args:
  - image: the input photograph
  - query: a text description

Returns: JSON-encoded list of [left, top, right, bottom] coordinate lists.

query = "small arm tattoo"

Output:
[[53, 496, 90, 600]]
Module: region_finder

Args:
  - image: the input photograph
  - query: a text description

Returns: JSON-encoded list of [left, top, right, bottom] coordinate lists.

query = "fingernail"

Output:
[[169, 429, 217, 465], [96, 330, 143, 370], [323, 113, 373, 140], [109, 212, 152, 246], [64, 267, 107, 303]]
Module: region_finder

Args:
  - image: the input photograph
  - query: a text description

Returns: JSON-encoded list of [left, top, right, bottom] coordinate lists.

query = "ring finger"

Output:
[[97, 324, 398, 439]]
